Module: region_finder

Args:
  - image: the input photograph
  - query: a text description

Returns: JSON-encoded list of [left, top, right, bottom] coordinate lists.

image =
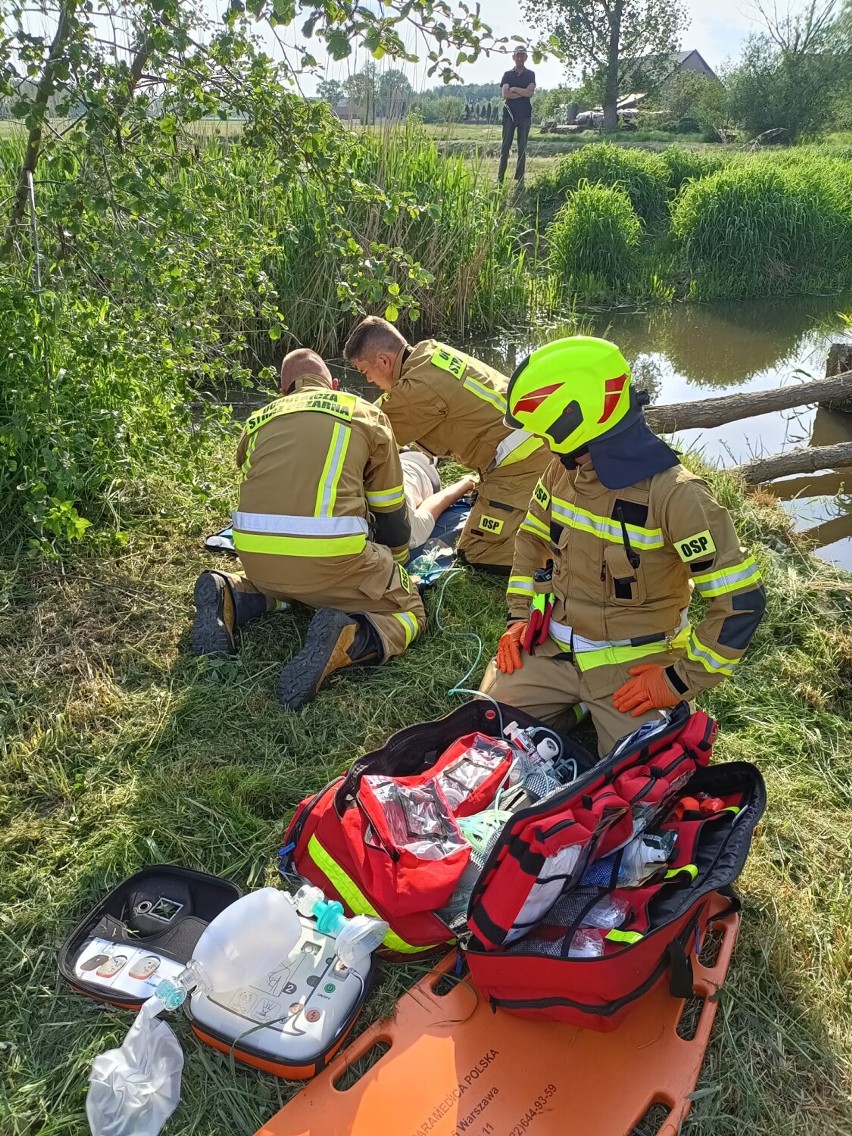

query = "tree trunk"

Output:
[[601, 0, 623, 133], [1, 0, 78, 260], [732, 441, 852, 485], [645, 370, 852, 434]]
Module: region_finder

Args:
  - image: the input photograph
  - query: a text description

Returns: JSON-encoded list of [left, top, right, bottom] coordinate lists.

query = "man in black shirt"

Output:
[[498, 47, 536, 185]]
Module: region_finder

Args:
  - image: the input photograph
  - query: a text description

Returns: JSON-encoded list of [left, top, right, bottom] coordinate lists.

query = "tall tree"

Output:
[[345, 62, 380, 123], [317, 78, 345, 106], [726, 0, 852, 137], [522, 0, 688, 132], [379, 68, 414, 118]]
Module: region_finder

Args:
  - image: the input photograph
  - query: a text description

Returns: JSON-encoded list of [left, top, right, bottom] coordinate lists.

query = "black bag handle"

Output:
[[666, 938, 695, 999]]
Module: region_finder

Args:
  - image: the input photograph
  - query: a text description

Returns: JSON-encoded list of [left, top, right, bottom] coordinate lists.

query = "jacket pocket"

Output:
[[603, 544, 646, 606]]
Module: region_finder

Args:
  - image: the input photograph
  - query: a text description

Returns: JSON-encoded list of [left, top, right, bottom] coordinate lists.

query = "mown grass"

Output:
[[1, 437, 852, 1135]]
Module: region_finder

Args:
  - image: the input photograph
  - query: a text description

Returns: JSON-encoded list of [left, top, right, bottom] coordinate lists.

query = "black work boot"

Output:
[[277, 609, 382, 710], [190, 571, 269, 656]]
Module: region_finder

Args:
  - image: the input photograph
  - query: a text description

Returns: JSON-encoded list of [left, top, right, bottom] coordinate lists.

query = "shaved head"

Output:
[[280, 348, 334, 394]]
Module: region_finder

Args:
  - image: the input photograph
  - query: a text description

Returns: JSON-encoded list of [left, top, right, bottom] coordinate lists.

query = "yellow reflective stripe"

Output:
[[392, 610, 419, 647], [665, 864, 699, 881], [507, 575, 535, 596], [686, 631, 738, 675], [605, 929, 644, 944], [496, 435, 544, 468], [315, 421, 351, 517], [233, 531, 367, 558], [693, 557, 762, 597], [551, 497, 664, 549], [520, 512, 550, 541], [366, 484, 406, 509], [573, 642, 663, 670], [306, 835, 442, 954], [463, 375, 507, 415], [393, 547, 409, 564]]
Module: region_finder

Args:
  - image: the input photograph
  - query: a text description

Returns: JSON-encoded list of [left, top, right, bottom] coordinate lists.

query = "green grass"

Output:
[[2, 440, 852, 1135]]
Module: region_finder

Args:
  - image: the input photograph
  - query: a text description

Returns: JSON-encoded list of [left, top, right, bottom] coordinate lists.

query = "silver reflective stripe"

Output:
[[232, 511, 369, 536], [317, 422, 350, 518], [549, 618, 682, 653], [549, 619, 634, 652], [493, 428, 535, 468], [551, 500, 664, 549]]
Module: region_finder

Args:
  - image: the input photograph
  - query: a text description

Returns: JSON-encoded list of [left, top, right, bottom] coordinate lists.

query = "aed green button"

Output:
[[324, 983, 336, 993]]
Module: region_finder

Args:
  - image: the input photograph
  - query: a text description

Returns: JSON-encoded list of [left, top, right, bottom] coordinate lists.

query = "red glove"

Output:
[[612, 664, 680, 717], [496, 623, 527, 675]]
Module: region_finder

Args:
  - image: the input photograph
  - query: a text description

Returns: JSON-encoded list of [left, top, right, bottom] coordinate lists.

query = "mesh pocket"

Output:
[[506, 887, 602, 956]]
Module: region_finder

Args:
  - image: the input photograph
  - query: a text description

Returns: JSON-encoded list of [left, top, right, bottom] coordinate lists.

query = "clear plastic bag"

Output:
[[87, 1000, 183, 1136], [436, 734, 514, 812], [567, 927, 605, 958], [366, 777, 465, 860], [580, 895, 630, 931]]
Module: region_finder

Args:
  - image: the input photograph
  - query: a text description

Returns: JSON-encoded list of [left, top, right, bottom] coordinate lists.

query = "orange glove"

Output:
[[612, 664, 681, 717], [496, 622, 527, 675]]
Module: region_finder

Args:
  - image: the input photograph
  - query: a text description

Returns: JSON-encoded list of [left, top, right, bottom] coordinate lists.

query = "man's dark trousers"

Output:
[[498, 115, 531, 184]]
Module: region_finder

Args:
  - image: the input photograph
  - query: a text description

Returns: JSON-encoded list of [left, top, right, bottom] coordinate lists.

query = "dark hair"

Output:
[[343, 316, 405, 363]]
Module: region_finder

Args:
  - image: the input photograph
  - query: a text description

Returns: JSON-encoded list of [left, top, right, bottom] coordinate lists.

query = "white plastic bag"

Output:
[[87, 999, 183, 1136]]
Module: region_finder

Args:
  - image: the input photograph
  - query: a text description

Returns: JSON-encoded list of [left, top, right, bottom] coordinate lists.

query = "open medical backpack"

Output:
[[280, 700, 765, 1030]]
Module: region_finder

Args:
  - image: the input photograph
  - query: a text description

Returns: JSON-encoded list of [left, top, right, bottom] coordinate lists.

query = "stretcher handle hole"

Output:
[[698, 925, 724, 969], [674, 993, 706, 1042], [333, 1040, 391, 1092], [630, 1100, 672, 1136]]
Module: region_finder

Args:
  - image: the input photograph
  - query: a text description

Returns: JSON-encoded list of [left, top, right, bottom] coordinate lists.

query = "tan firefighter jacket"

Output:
[[378, 340, 547, 474], [233, 376, 410, 564], [507, 459, 766, 700]]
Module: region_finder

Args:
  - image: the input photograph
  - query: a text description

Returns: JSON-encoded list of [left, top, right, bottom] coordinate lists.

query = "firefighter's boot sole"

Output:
[[191, 571, 237, 656], [277, 608, 361, 711]]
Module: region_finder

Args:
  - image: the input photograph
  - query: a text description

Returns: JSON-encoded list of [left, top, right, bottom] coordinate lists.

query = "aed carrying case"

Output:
[[58, 864, 242, 1012], [59, 865, 375, 1080]]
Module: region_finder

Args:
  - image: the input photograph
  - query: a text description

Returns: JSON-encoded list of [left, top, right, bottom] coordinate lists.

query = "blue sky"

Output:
[[315, 0, 766, 92]]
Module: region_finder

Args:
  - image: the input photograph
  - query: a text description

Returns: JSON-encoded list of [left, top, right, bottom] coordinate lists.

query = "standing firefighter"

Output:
[[480, 336, 766, 755], [190, 349, 425, 710], [344, 317, 551, 573]]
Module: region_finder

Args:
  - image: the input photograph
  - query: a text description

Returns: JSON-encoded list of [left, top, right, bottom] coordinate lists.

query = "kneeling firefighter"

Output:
[[480, 336, 766, 755], [190, 349, 426, 709]]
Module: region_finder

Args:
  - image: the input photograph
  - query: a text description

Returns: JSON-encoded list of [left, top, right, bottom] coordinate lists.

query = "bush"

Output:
[[534, 142, 669, 229], [671, 159, 852, 298], [661, 145, 729, 195], [546, 181, 642, 292]]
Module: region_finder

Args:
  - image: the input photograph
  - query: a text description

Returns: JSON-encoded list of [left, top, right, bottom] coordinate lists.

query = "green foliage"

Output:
[[660, 144, 729, 194], [535, 141, 670, 228], [671, 158, 852, 298], [725, 27, 852, 140], [0, 272, 221, 551], [546, 181, 641, 292]]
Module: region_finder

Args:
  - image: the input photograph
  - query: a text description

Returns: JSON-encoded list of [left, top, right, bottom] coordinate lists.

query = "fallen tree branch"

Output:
[[645, 370, 852, 434], [732, 441, 852, 485]]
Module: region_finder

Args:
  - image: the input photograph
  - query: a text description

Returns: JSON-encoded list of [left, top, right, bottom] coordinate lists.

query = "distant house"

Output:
[[331, 102, 362, 124], [623, 49, 718, 90]]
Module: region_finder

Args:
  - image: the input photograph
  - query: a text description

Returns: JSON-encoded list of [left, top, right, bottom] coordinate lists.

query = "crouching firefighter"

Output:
[[190, 349, 426, 709], [480, 336, 766, 756], [344, 316, 551, 573]]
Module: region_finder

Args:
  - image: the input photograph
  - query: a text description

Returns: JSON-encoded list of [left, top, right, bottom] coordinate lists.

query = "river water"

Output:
[[464, 296, 852, 570]]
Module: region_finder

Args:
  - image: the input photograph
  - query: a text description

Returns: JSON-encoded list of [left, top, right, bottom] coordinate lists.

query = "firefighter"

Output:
[[190, 349, 426, 710], [480, 336, 766, 755], [344, 317, 551, 573]]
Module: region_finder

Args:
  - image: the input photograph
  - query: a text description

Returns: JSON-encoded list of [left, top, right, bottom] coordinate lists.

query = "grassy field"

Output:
[[2, 434, 852, 1135]]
